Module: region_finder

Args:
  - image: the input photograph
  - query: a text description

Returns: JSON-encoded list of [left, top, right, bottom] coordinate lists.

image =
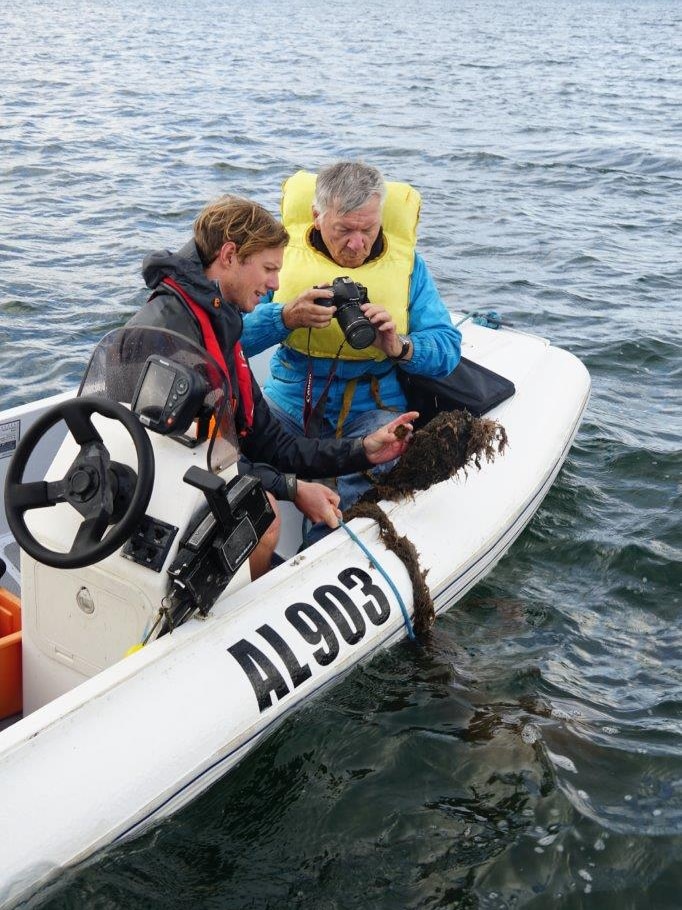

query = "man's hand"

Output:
[[282, 287, 336, 330], [363, 412, 419, 465], [294, 481, 342, 528], [361, 303, 412, 360]]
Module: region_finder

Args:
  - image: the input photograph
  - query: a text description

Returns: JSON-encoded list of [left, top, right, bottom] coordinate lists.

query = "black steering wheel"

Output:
[[4, 396, 155, 569]]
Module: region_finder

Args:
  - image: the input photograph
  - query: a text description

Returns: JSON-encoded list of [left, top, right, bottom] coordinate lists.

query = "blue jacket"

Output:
[[240, 253, 461, 427]]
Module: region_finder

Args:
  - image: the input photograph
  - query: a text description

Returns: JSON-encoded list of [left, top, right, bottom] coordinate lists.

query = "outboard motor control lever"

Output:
[[162, 467, 274, 632]]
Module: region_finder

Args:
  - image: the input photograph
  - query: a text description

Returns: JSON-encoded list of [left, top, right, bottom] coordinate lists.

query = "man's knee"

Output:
[[249, 493, 281, 579], [262, 493, 281, 547], [344, 408, 396, 440]]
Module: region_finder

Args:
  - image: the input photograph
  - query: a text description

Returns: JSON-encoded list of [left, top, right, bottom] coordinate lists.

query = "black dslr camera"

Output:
[[315, 276, 376, 350]]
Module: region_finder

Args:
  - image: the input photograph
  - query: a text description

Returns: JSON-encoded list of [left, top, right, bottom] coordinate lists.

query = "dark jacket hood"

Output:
[[141, 239, 243, 346]]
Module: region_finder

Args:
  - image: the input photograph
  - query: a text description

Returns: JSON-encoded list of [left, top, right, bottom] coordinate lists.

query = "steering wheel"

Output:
[[4, 396, 155, 569]]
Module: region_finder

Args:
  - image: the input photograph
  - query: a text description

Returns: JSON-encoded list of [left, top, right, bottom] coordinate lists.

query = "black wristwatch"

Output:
[[390, 334, 411, 362], [284, 474, 298, 501]]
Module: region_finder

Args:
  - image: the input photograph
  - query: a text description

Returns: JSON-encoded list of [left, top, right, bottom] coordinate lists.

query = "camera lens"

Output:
[[325, 277, 376, 349], [336, 305, 376, 349], [346, 322, 376, 349]]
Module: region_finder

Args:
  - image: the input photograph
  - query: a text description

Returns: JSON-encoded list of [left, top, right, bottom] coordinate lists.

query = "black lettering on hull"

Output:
[[227, 639, 290, 712], [227, 566, 397, 713], [256, 623, 312, 689]]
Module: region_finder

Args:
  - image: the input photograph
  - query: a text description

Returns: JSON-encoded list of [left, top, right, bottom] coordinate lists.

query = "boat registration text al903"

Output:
[[227, 566, 393, 712]]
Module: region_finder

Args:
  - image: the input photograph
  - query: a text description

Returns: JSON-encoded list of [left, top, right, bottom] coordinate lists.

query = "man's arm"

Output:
[[358, 254, 461, 377], [240, 288, 336, 357], [240, 296, 289, 356], [241, 378, 369, 477], [238, 458, 342, 528], [400, 253, 461, 377], [240, 376, 415, 478]]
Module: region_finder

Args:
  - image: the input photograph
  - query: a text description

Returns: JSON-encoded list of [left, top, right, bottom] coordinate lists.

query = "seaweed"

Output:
[[343, 410, 508, 634], [343, 499, 434, 635], [369, 409, 508, 503]]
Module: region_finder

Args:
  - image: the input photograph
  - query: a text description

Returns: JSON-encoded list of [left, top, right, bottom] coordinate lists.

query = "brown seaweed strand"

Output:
[[370, 410, 508, 502], [343, 501, 435, 635]]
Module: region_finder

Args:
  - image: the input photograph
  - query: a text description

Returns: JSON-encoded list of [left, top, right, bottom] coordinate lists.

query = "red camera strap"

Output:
[[302, 330, 345, 437]]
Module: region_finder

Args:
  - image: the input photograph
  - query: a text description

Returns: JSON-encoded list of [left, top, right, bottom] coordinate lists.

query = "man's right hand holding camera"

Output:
[[281, 287, 336, 330]]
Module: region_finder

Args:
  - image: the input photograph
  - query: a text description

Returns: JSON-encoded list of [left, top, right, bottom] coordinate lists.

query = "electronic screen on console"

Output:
[[131, 355, 207, 435]]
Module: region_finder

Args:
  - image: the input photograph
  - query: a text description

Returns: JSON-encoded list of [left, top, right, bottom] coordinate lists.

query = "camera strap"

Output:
[[303, 332, 399, 437], [303, 332, 345, 437]]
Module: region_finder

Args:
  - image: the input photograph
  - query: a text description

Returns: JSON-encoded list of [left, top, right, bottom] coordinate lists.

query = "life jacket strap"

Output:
[[334, 376, 398, 438], [155, 277, 254, 435]]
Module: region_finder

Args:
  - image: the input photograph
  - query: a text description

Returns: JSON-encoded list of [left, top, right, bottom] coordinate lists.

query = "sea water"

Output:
[[1, 0, 680, 906]]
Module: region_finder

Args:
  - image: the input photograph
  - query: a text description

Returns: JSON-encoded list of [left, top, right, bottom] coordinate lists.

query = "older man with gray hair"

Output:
[[241, 160, 461, 517]]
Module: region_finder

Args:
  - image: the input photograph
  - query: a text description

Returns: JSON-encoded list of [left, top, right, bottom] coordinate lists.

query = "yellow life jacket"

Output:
[[278, 170, 421, 362]]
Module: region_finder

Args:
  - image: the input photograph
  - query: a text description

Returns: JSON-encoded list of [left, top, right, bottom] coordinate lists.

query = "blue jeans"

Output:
[[266, 398, 398, 543]]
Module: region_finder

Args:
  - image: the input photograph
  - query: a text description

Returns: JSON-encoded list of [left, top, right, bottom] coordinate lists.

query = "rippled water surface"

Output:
[[1, 0, 681, 907]]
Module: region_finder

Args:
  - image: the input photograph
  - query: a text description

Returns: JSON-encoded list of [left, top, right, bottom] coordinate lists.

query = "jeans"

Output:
[[266, 398, 398, 546]]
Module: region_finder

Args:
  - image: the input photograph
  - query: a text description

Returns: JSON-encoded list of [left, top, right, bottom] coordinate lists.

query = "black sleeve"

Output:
[[237, 457, 296, 502], [240, 376, 370, 479]]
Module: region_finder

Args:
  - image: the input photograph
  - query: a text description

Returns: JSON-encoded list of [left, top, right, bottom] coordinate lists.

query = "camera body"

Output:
[[315, 276, 376, 350]]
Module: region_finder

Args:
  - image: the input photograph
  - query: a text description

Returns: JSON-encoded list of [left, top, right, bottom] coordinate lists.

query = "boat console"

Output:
[[4, 327, 274, 711]]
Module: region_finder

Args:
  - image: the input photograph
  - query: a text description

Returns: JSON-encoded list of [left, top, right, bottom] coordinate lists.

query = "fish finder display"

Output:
[[135, 361, 175, 418], [132, 355, 206, 435]]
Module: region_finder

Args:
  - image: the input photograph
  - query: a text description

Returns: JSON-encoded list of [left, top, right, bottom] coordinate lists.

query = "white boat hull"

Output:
[[0, 322, 590, 907]]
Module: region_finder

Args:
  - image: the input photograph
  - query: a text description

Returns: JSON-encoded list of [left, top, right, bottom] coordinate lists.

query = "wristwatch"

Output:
[[390, 334, 411, 361], [284, 474, 298, 501]]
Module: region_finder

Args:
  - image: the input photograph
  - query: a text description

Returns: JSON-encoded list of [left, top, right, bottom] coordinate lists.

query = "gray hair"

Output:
[[313, 161, 386, 217]]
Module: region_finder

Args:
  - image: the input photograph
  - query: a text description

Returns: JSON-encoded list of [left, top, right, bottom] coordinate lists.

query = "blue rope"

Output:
[[338, 518, 415, 641], [455, 309, 508, 329]]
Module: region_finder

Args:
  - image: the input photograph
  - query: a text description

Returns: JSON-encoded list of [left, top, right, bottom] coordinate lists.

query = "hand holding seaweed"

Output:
[[365, 409, 508, 502], [343, 410, 508, 634]]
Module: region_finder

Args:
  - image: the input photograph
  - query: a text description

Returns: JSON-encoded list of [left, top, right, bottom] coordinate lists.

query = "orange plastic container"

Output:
[[0, 587, 22, 720]]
